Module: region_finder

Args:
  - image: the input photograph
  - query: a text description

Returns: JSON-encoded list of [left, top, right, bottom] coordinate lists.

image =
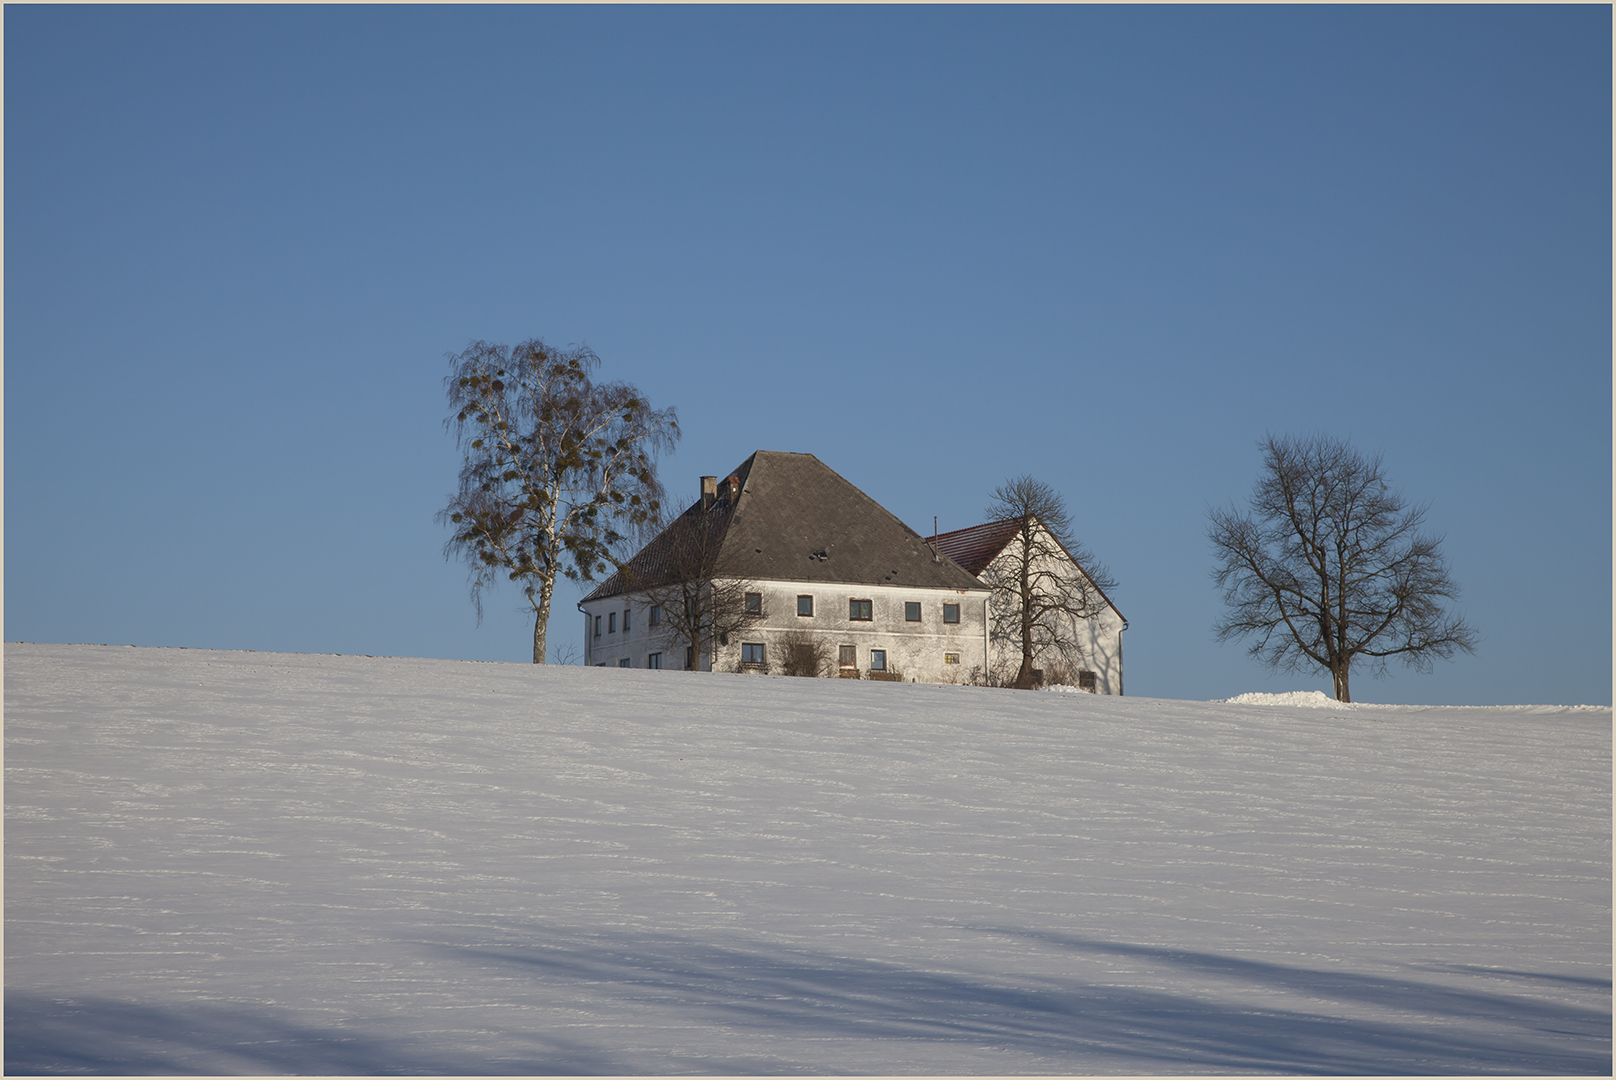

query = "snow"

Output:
[[1220, 690, 1349, 708], [6, 642, 1610, 1075]]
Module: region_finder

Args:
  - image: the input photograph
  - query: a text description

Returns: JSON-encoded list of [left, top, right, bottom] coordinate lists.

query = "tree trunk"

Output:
[[530, 575, 555, 664], [1332, 664, 1350, 702]]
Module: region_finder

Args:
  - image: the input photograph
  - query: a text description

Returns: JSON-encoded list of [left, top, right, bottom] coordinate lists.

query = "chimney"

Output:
[[701, 476, 717, 510]]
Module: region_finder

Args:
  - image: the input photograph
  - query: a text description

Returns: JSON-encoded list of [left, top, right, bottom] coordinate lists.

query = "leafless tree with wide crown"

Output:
[[981, 475, 1118, 690], [1208, 433, 1477, 702]]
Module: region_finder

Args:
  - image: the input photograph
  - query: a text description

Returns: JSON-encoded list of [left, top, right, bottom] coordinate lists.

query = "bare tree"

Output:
[[440, 339, 678, 663], [623, 500, 763, 671], [982, 475, 1118, 690], [1209, 433, 1477, 702], [776, 629, 833, 677]]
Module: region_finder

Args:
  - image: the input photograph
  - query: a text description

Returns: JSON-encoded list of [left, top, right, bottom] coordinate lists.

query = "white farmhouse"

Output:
[[931, 517, 1127, 694], [580, 451, 991, 682]]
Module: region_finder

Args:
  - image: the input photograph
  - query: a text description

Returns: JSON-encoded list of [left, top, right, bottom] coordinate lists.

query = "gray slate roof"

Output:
[[583, 451, 986, 602]]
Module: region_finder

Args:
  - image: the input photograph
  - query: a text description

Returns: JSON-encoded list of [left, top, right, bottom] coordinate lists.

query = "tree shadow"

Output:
[[3, 993, 622, 1076], [8, 926, 1609, 1074]]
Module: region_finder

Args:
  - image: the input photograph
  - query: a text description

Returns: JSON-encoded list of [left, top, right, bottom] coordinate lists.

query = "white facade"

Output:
[[582, 579, 990, 684], [979, 524, 1126, 694]]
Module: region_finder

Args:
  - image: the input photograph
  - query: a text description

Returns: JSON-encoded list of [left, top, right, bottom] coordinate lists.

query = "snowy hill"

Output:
[[6, 643, 1610, 1074]]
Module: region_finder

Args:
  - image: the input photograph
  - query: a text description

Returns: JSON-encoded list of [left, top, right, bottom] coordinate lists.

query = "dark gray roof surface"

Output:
[[584, 451, 986, 602]]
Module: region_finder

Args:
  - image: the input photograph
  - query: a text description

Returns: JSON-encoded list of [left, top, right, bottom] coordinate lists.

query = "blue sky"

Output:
[[6, 5, 1610, 704]]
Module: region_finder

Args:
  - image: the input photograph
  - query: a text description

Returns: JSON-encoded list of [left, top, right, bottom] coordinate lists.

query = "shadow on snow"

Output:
[[7, 926, 1609, 1075]]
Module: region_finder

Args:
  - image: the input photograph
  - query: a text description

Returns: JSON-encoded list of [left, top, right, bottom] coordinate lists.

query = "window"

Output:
[[944, 652, 960, 665], [719, 633, 729, 646], [648, 652, 663, 670], [942, 603, 960, 624], [849, 599, 872, 621], [594, 616, 602, 637], [1078, 670, 1097, 691], [619, 658, 631, 668], [745, 592, 762, 614], [649, 605, 661, 627], [869, 649, 887, 672], [595, 662, 607, 667], [622, 608, 630, 632], [904, 602, 921, 622], [741, 642, 765, 665], [608, 612, 616, 634], [838, 645, 856, 669], [797, 595, 814, 617]]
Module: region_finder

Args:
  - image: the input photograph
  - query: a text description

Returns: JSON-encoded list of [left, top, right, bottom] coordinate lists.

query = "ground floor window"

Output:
[[685, 645, 696, 670], [648, 652, 663, 670], [618, 658, 631, 668], [741, 642, 765, 665], [869, 649, 887, 672], [1078, 670, 1097, 690], [944, 652, 960, 665], [838, 644, 856, 668]]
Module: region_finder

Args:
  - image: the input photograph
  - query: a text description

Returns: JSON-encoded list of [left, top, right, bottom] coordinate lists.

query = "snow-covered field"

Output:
[[5, 643, 1610, 1075]]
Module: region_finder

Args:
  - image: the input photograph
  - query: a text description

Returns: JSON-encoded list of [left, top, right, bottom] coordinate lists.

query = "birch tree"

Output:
[[440, 339, 677, 663]]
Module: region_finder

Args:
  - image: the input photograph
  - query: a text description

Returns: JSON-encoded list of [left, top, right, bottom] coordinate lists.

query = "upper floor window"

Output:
[[797, 595, 814, 617], [849, 599, 872, 621], [608, 612, 616, 634], [622, 609, 631, 632], [904, 602, 921, 622], [942, 603, 960, 624], [745, 592, 762, 614], [741, 642, 765, 665], [594, 616, 602, 637], [649, 605, 662, 626]]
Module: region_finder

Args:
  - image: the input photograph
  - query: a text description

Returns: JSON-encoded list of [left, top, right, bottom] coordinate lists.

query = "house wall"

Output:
[[581, 579, 990, 684], [981, 531, 1126, 694]]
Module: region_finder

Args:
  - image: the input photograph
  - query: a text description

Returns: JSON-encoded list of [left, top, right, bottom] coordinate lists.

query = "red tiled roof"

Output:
[[928, 518, 1023, 576], [929, 516, 1126, 624]]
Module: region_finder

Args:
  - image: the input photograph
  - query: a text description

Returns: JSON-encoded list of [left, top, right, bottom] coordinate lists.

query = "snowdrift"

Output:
[[6, 643, 1610, 1074]]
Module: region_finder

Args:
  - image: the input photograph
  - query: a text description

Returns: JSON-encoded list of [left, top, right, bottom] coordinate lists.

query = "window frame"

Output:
[[838, 644, 857, 669], [943, 652, 960, 665], [622, 608, 630, 632], [618, 657, 631, 668], [849, 598, 873, 622], [942, 603, 960, 624], [869, 649, 887, 672], [594, 615, 602, 637], [648, 652, 663, 670], [741, 642, 766, 665], [904, 602, 921, 622], [744, 592, 762, 615], [649, 605, 661, 627], [797, 594, 814, 617], [607, 612, 616, 634]]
